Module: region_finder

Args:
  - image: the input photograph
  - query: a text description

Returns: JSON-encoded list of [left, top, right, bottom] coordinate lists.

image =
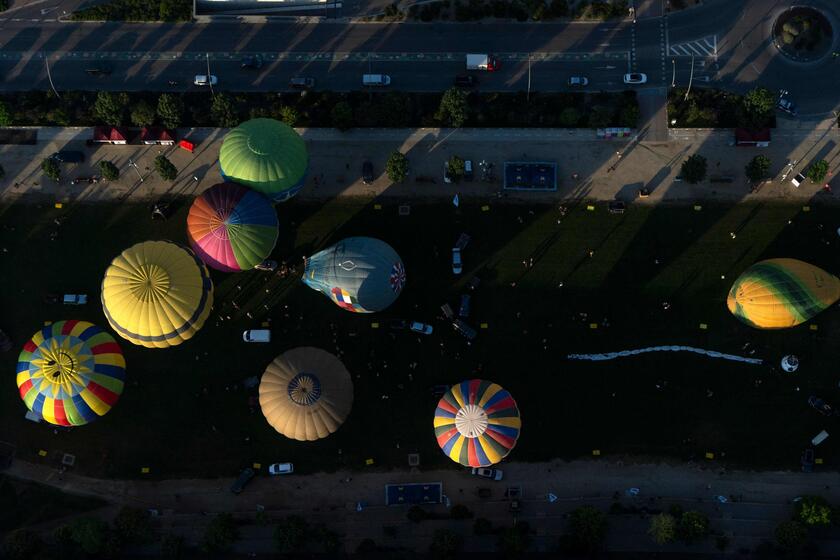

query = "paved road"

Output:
[[0, 0, 835, 113]]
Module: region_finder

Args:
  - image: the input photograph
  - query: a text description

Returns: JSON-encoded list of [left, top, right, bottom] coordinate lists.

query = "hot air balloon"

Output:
[[259, 347, 353, 441], [434, 379, 521, 468], [187, 182, 279, 272], [302, 237, 406, 313], [17, 320, 125, 426], [727, 258, 840, 329], [101, 240, 214, 348], [219, 118, 308, 202]]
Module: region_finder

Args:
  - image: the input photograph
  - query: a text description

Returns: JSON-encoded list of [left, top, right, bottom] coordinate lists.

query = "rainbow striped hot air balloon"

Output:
[[16, 320, 125, 426], [434, 379, 521, 468], [727, 258, 840, 329], [187, 182, 279, 272]]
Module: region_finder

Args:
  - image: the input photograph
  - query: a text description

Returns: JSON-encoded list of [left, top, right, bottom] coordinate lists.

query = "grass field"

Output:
[[1, 198, 839, 479]]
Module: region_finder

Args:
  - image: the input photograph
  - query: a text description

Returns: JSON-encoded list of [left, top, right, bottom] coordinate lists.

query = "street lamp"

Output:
[[128, 158, 143, 182], [671, 59, 676, 88]]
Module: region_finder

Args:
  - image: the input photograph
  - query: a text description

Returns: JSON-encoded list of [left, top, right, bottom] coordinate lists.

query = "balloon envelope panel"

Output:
[[302, 237, 406, 313], [727, 258, 840, 329]]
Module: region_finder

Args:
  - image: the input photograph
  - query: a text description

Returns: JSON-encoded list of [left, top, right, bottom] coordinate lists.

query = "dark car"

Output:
[[390, 319, 407, 330], [454, 74, 477, 87], [71, 176, 99, 185], [808, 396, 835, 416], [241, 55, 263, 69], [51, 151, 84, 163], [459, 294, 471, 318], [362, 161, 374, 184], [230, 467, 255, 494], [801, 448, 815, 472], [290, 77, 316, 89], [777, 90, 797, 116], [85, 65, 113, 76]]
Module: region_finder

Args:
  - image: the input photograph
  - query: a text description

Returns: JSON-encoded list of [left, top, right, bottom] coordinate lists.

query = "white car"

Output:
[[791, 172, 806, 188], [409, 321, 433, 335], [63, 294, 88, 305], [242, 329, 271, 343], [443, 162, 453, 184], [567, 76, 589, 86], [452, 248, 462, 274], [471, 467, 503, 481], [268, 463, 294, 475], [623, 73, 647, 84], [194, 74, 218, 86]]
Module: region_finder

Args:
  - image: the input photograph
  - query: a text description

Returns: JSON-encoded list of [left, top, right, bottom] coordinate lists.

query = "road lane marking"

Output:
[[669, 35, 717, 57]]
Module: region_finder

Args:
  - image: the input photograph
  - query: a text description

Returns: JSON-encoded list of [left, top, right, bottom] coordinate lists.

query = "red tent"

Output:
[[139, 127, 176, 145], [92, 126, 130, 144]]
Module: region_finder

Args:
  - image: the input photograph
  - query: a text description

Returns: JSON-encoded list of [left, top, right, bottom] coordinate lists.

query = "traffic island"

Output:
[[772, 6, 834, 62]]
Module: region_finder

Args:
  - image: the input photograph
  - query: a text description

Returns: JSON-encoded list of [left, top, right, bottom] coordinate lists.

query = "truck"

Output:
[[466, 54, 499, 72]]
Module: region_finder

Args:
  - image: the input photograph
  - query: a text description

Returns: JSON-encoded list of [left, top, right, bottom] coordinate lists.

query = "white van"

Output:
[[362, 74, 391, 87], [466, 54, 499, 71]]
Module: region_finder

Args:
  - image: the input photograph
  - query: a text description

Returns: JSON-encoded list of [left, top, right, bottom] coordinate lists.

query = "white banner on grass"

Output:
[[567, 345, 763, 365]]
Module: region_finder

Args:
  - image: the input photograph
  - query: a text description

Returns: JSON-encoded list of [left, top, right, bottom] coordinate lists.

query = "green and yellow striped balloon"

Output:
[[726, 258, 840, 329]]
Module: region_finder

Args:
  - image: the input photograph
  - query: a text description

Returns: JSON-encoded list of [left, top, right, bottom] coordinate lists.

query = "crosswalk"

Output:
[[669, 35, 716, 57]]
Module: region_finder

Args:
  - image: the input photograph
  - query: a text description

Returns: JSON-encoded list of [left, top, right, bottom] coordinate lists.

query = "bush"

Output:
[[795, 495, 832, 526], [648, 513, 676, 545], [279, 106, 300, 127], [430, 528, 463, 558], [274, 515, 308, 553], [113, 506, 152, 544], [99, 161, 120, 181], [448, 155, 466, 183], [41, 158, 61, 182], [2, 529, 42, 560], [156, 94, 184, 129], [745, 155, 771, 183], [0, 100, 10, 126], [677, 510, 709, 543], [681, 154, 707, 184], [330, 101, 353, 131], [154, 155, 177, 181], [68, 518, 110, 555], [776, 520, 807, 550], [436, 87, 469, 127], [588, 105, 613, 128], [93, 91, 129, 125], [450, 504, 473, 519], [211, 93, 239, 128], [385, 151, 409, 183], [474, 517, 493, 535], [806, 159, 829, 184], [200, 513, 238, 553], [71, 0, 191, 21], [497, 521, 531, 556], [567, 506, 607, 553], [558, 107, 581, 126]]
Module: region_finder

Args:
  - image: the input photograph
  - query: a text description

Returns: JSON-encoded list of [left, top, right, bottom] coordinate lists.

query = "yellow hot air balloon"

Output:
[[101, 241, 214, 348], [727, 258, 840, 329], [259, 347, 353, 441]]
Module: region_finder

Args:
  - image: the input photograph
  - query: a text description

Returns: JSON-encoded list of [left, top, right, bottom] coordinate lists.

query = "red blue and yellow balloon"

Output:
[[434, 379, 521, 467], [187, 182, 279, 272], [16, 320, 126, 426]]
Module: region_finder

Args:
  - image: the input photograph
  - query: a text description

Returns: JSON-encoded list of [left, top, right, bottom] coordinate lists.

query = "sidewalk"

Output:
[[1, 125, 838, 205], [8, 457, 840, 554]]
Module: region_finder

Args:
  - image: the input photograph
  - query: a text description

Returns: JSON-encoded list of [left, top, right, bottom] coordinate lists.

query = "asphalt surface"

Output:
[[0, 0, 837, 119]]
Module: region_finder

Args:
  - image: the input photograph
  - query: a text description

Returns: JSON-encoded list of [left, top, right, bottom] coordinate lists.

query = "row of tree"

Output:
[[680, 153, 831, 186]]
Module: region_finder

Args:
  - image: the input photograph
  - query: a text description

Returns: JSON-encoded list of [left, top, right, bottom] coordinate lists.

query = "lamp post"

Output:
[[128, 158, 143, 182]]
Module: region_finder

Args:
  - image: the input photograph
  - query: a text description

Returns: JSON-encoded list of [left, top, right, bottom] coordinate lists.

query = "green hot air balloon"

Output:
[[219, 118, 308, 202]]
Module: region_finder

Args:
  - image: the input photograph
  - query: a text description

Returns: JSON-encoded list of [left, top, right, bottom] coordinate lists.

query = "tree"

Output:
[[738, 87, 775, 128], [113, 506, 152, 544], [2, 529, 41, 560], [68, 518, 109, 554], [200, 513, 238, 553], [330, 101, 354, 131], [130, 100, 157, 127], [474, 517, 493, 535], [157, 94, 184, 129], [681, 154, 707, 184], [558, 107, 580, 127], [588, 105, 613, 128], [677, 510, 709, 543], [279, 106, 299, 127], [154, 155, 177, 181], [430, 528, 463, 559], [450, 504, 473, 519], [497, 522, 531, 558], [795, 495, 832, 527], [93, 91, 129, 125], [806, 159, 829, 184], [160, 533, 184, 558], [436, 87, 468, 127], [448, 155, 465, 183], [385, 151, 409, 183], [99, 161, 120, 181], [568, 506, 607, 552], [211, 93, 239, 128], [745, 154, 771, 183], [0, 100, 10, 126], [273, 515, 308, 553], [648, 513, 676, 545], [775, 520, 808, 550], [41, 157, 60, 182]]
